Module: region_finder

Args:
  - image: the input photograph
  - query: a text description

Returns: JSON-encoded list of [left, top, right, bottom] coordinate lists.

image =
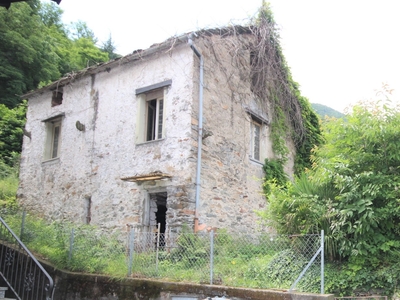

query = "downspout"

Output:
[[188, 34, 203, 233]]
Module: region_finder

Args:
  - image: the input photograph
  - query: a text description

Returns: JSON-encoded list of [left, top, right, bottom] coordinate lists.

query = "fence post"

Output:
[[156, 223, 161, 274], [210, 230, 214, 285], [321, 230, 324, 294], [68, 228, 74, 267], [20, 210, 26, 241], [128, 229, 134, 276]]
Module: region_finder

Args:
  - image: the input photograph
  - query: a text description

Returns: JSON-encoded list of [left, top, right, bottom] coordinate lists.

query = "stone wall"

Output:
[[192, 34, 295, 232]]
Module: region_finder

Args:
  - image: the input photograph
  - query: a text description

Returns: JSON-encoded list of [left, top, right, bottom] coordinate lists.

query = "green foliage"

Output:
[[0, 2, 61, 107], [261, 88, 400, 295], [262, 158, 288, 195], [0, 102, 26, 166], [68, 20, 97, 43], [264, 249, 320, 292], [0, 160, 18, 210], [67, 226, 126, 274], [69, 38, 109, 69], [294, 94, 324, 174], [3, 211, 128, 277], [101, 34, 121, 60], [0, 1, 109, 109], [325, 256, 400, 297], [169, 230, 209, 268], [254, 4, 323, 174]]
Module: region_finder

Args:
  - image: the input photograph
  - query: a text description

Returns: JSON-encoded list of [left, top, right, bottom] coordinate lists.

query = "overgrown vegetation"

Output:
[[0, 212, 322, 291], [260, 86, 400, 296], [250, 2, 323, 174], [2, 210, 128, 278]]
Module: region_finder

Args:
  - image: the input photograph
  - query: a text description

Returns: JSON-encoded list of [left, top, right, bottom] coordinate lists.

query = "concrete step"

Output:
[[0, 287, 6, 298], [0, 287, 16, 300]]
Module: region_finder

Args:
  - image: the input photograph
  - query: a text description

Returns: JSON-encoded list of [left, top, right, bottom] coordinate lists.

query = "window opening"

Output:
[[52, 90, 63, 106], [146, 97, 164, 141], [43, 117, 62, 160], [251, 120, 261, 161], [85, 196, 92, 224], [51, 122, 61, 158], [136, 80, 171, 144]]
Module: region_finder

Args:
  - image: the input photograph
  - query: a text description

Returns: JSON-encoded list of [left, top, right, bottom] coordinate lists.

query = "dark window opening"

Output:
[[251, 119, 261, 161], [146, 98, 163, 141], [85, 196, 92, 224], [52, 90, 63, 106]]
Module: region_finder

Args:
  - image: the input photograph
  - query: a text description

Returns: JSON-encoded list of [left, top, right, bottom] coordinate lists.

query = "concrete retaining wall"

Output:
[[50, 268, 334, 300]]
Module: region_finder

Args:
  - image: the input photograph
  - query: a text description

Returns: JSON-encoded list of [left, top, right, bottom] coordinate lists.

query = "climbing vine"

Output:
[[190, 1, 322, 181], [250, 1, 323, 175]]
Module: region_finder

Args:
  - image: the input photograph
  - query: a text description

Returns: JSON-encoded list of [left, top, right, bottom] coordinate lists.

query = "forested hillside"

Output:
[[311, 103, 344, 118], [0, 0, 117, 166]]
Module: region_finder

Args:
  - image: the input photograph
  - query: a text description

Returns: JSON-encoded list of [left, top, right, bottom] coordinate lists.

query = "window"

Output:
[[245, 108, 268, 162], [145, 95, 164, 141], [51, 89, 63, 106], [136, 80, 171, 143], [251, 119, 261, 161], [43, 115, 63, 160]]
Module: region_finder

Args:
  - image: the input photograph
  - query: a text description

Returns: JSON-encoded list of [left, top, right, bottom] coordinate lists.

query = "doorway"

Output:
[[149, 192, 167, 247]]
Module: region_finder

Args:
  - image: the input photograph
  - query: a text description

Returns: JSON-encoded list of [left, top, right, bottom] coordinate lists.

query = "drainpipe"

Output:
[[188, 34, 203, 233]]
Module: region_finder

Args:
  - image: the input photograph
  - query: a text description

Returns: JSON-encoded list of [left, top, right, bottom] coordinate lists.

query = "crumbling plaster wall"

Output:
[[18, 44, 197, 232]]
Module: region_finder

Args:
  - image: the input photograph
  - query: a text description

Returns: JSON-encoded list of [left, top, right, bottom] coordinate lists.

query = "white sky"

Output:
[[50, 0, 400, 113]]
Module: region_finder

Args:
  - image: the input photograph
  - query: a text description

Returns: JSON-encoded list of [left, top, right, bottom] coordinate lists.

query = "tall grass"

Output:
[[0, 161, 18, 208]]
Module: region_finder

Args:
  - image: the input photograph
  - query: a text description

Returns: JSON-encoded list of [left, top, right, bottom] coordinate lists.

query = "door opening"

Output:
[[149, 192, 167, 247]]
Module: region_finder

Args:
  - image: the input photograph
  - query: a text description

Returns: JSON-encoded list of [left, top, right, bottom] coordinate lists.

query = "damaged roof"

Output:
[[21, 25, 252, 99]]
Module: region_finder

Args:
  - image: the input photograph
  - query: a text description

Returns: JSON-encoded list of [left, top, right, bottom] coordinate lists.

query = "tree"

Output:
[[68, 38, 109, 69], [0, 2, 60, 107], [101, 34, 121, 60], [68, 20, 97, 43], [0, 101, 26, 166], [0, 1, 111, 109]]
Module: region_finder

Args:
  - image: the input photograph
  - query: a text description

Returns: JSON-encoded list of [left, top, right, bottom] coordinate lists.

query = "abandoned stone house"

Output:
[[18, 26, 296, 235]]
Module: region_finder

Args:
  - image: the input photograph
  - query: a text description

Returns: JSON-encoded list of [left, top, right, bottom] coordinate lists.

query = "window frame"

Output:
[[145, 95, 164, 141], [245, 108, 269, 163], [51, 89, 63, 107], [135, 80, 171, 144], [250, 119, 261, 161], [42, 114, 64, 161], [50, 120, 61, 159]]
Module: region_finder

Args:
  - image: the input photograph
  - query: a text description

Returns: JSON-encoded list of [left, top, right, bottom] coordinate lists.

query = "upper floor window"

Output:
[[245, 108, 269, 162], [146, 94, 164, 141], [51, 88, 63, 107], [42, 114, 64, 161], [136, 80, 171, 143]]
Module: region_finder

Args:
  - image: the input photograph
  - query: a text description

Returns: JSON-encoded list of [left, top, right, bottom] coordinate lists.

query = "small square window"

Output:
[[51, 89, 63, 106]]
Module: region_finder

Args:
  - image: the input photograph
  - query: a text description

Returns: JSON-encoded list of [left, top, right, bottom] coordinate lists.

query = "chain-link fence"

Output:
[[128, 228, 323, 292], [1, 210, 324, 293]]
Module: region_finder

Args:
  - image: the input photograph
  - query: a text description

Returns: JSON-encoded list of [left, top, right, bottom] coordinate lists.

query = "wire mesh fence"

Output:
[[128, 229, 323, 291], [0, 209, 324, 293]]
